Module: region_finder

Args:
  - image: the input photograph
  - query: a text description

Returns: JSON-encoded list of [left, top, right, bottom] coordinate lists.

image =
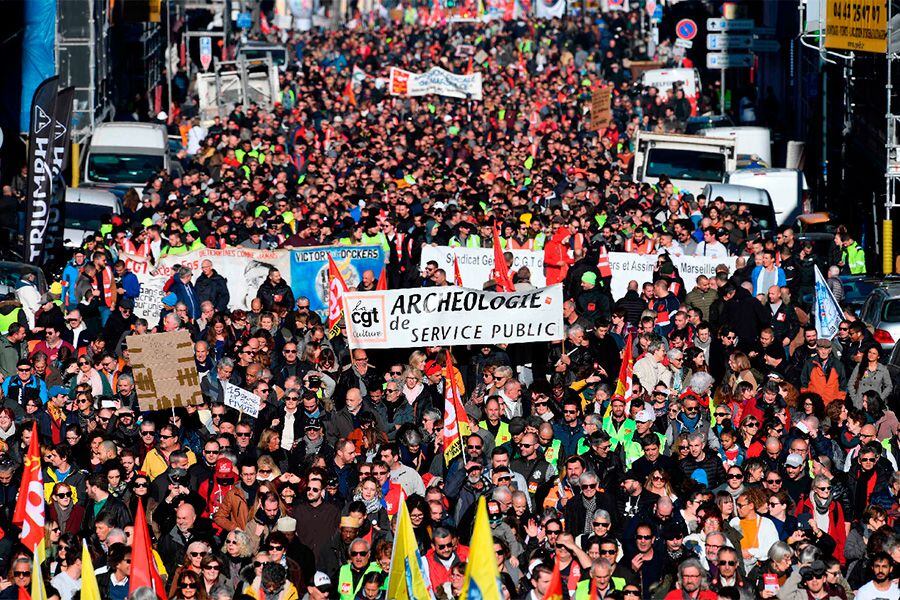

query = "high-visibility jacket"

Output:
[[843, 242, 866, 274], [478, 420, 511, 446], [624, 237, 655, 255], [597, 247, 612, 278], [337, 562, 382, 600], [533, 232, 547, 250], [575, 577, 625, 599], [544, 438, 562, 468], [601, 416, 636, 451], [362, 231, 390, 254], [0, 308, 22, 334], [449, 234, 481, 248]]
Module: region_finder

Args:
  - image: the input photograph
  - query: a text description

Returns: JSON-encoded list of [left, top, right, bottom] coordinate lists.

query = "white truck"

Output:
[[82, 122, 169, 196], [633, 132, 737, 197]]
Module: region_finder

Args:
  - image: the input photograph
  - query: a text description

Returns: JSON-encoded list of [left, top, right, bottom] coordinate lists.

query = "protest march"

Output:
[[0, 2, 898, 600]]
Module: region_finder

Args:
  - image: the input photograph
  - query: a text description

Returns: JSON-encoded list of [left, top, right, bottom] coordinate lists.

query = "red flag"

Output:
[[343, 79, 357, 107], [542, 555, 564, 600], [491, 223, 515, 292], [376, 268, 388, 291], [614, 333, 634, 398], [453, 255, 463, 286], [12, 423, 44, 553], [129, 499, 167, 600], [327, 254, 349, 337], [18, 586, 30, 600], [441, 350, 472, 465], [589, 574, 599, 600]]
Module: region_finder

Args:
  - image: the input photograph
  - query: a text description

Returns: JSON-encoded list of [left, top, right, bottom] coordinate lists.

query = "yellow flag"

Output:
[[80, 540, 102, 600], [30, 546, 47, 600], [386, 499, 433, 600], [459, 497, 503, 600]]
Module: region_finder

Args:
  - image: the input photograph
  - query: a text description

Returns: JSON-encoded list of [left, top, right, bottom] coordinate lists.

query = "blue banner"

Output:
[[289, 245, 385, 317], [20, 0, 57, 132], [813, 265, 842, 340]]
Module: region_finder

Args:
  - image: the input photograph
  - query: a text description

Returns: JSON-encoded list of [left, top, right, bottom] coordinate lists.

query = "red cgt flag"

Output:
[[129, 499, 167, 600], [453, 255, 463, 286], [614, 333, 634, 399], [376, 268, 388, 291], [327, 254, 349, 337], [12, 423, 44, 554], [491, 223, 515, 292]]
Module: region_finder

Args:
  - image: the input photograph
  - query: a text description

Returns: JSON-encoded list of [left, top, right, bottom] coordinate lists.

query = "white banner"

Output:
[[342, 285, 564, 350], [134, 247, 291, 327], [420, 246, 546, 288], [536, 0, 565, 19], [607, 252, 738, 299], [223, 382, 261, 418], [389, 67, 483, 101]]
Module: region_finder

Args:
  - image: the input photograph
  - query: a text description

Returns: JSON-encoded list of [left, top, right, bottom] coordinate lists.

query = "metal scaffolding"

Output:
[[885, 1, 899, 273]]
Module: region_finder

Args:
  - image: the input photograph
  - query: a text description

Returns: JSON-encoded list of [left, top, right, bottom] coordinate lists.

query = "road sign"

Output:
[[675, 18, 698, 41], [651, 4, 662, 23], [706, 52, 753, 69], [237, 12, 252, 29], [674, 38, 694, 49], [706, 18, 754, 32], [706, 33, 752, 50], [755, 26, 775, 36], [751, 38, 781, 53], [199, 36, 212, 71]]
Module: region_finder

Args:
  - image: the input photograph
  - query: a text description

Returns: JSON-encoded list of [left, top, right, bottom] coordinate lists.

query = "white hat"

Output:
[[635, 407, 656, 422], [313, 572, 331, 587], [156, 111, 168, 121]]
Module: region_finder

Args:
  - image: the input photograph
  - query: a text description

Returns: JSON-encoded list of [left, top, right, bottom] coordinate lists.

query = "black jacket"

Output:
[[195, 270, 230, 312], [256, 278, 294, 311]]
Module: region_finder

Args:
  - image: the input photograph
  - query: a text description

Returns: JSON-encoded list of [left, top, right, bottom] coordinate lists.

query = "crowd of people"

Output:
[[0, 6, 897, 600]]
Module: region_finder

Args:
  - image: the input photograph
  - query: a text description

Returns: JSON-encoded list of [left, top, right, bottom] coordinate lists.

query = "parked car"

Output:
[[858, 279, 900, 352], [0, 261, 48, 302]]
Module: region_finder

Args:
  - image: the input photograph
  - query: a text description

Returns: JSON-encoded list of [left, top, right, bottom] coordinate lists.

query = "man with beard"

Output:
[[855, 552, 899, 600], [509, 432, 555, 500]]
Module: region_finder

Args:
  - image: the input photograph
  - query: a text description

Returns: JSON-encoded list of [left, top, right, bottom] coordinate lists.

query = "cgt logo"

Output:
[[347, 295, 387, 343]]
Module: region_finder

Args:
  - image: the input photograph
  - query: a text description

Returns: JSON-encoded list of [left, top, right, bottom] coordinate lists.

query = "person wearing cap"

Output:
[[800, 339, 847, 405], [695, 226, 729, 259], [448, 221, 481, 248], [35, 385, 72, 445], [61, 248, 88, 311], [575, 271, 610, 323], [622, 406, 666, 469]]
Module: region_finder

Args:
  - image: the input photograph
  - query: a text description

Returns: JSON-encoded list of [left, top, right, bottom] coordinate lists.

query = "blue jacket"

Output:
[[118, 272, 141, 300], [170, 278, 200, 319], [2, 375, 48, 405], [61, 260, 83, 308], [750, 265, 787, 296]]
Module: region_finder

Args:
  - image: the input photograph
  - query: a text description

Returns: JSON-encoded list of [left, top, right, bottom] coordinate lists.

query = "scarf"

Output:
[[354, 491, 382, 515], [304, 435, 324, 456], [0, 424, 15, 441], [583, 497, 597, 535], [813, 491, 832, 514], [55, 500, 74, 532], [403, 383, 423, 405]]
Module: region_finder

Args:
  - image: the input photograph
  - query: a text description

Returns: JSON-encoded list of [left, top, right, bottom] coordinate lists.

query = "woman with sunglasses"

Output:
[[169, 540, 212, 596], [238, 550, 270, 595], [737, 414, 760, 450], [795, 473, 849, 564], [199, 554, 226, 596], [47, 483, 85, 536], [0, 557, 33, 598], [69, 354, 105, 397], [645, 469, 677, 502], [222, 530, 252, 590], [170, 569, 208, 600]]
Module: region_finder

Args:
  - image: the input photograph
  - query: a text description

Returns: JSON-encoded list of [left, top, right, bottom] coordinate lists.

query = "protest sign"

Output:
[[134, 247, 290, 327], [223, 382, 262, 418], [289, 245, 385, 318], [607, 252, 738, 299], [389, 67, 484, 100], [420, 246, 546, 288], [342, 285, 564, 350], [590, 85, 612, 130], [128, 330, 202, 412], [536, 0, 566, 19]]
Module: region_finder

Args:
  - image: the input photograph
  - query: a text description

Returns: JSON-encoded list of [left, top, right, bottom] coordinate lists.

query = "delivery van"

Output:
[[639, 68, 701, 115], [64, 188, 122, 248], [701, 126, 772, 169], [83, 122, 169, 195], [702, 183, 778, 232], [726, 168, 809, 226], [633, 132, 737, 197]]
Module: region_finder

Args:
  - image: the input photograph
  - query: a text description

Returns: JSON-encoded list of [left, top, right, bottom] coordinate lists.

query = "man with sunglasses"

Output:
[[141, 424, 197, 482], [2, 358, 48, 406]]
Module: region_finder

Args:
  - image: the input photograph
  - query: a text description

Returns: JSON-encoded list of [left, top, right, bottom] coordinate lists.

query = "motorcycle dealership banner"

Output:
[[607, 252, 738, 299], [420, 246, 546, 287], [134, 247, 291, 327], [342, 284, 564, 350], [24, 75, 58, 264], [389, 67, 483, 100], [289, 245, 385, 318]]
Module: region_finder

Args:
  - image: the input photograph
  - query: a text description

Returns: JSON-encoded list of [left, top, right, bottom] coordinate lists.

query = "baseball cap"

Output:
[[423, 361, 442, 377], [816, 339, 833, 349], [339, 516, 361, 529], [784, 453, 804, 468], [508, 417, 527, 436], [118, 297, 135, 310], [48, 385, 69, 398], [635, 407, 656, 423], [275, 517, 297, 533], [313, 572, 332, 589], [215, 458, 235, 477]]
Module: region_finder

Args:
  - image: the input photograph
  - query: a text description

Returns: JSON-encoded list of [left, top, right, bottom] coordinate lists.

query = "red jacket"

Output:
[[425, 545, 469, 591], [795, 497, 847, 565], [543, 228, 574, 285]]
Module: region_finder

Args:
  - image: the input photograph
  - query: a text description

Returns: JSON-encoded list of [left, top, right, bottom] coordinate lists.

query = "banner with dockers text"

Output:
[[342, 284, 564, 349]]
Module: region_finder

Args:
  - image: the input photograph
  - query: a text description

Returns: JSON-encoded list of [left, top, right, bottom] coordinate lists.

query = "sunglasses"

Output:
[[181, 583, 197, 590], [133, 481, 149, 488], [767, 478, 782, 484], [268, 544, 283, 551], [593, 521, 610, 527], [718, 560, 737, 566], [546, 528, 561, 535], [599, 549, 617, 555], [350, 550, 369, 557], [13, 571, 30, 578], [636, 534, 654, 540], [56, 491, 72, 498], [727, 474, 743, 480], [190, 551, 208, 558]]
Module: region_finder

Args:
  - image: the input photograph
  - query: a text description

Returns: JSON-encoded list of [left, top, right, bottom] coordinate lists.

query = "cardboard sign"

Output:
[[223, 382, 262, 418], [128, 330, 202, 412], [590, 86, 612, 131]]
